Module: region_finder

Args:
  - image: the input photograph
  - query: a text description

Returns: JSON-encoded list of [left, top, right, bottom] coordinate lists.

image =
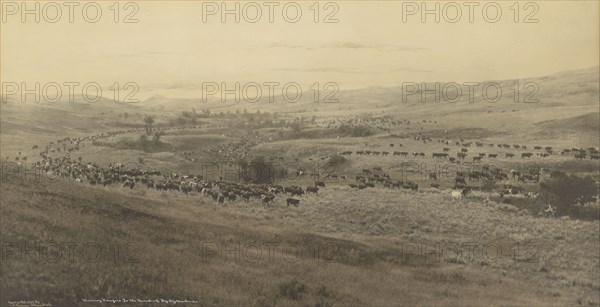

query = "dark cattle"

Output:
[[461, 187, 473, 197], [401, 181, 418, 191], [306, 186, 319, 194], [262, 194, 275, 205], [218, 195, 225, 205], [315, 181, 326, 187], [521, 152, 533, 158], [286, 198, 300, 206], [455, 177, 467, 185]]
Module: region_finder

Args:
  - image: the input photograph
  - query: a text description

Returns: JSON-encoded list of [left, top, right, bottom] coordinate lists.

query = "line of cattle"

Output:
[[338, 142, 599, 161]]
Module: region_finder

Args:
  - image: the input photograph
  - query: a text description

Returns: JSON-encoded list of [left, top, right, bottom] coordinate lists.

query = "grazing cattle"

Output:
[[401, 181, 418, 191], [455, 177, 467, 185], [306, 186, 319, 194], [262, 194, 275, 205], [506, 153, 515, 158], [286, 198, 300, 206], [521, 152, 533, 158], [473, 156, 482, 161], [285, 186, 301, 194], [488, 153, 498, 158], [315, 181, 326, 187], [218, 195, 225, 205]]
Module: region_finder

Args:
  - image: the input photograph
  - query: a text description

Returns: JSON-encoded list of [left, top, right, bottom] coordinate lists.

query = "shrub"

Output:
[[239, 156, 273, 184], [538, 172, 598, 218]]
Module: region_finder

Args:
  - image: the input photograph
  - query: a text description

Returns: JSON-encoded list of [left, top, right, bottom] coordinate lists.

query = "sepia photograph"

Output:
[[1, 1, 599, 306]]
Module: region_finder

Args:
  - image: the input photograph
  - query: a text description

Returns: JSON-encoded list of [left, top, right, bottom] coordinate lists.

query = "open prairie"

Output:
[[2, 1, 600, 305], [1, 67, 599, 306]]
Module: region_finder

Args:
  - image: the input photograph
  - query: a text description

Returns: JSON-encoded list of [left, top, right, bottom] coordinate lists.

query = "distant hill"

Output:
[[1, 67, 598, 144]]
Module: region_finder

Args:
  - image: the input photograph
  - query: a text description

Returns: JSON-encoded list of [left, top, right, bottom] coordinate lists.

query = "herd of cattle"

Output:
[[25, 153, 331, 207], [4, 114, 599, 208]]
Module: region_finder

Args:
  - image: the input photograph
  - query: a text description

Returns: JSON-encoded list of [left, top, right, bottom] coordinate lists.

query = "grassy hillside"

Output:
[[1, 180, 598, 306]]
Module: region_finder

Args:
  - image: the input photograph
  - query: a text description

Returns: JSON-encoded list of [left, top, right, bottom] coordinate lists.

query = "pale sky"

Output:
[[1, 1, 598, 99]]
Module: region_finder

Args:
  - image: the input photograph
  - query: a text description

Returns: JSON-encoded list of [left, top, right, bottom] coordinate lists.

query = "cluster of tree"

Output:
[[139, 131, 162, 152], [538, 171, 599, 219], [238, 156, 276, 184]]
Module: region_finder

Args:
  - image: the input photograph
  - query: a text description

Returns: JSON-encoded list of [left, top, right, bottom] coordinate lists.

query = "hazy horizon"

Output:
[[2, 1, 599, 99]]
